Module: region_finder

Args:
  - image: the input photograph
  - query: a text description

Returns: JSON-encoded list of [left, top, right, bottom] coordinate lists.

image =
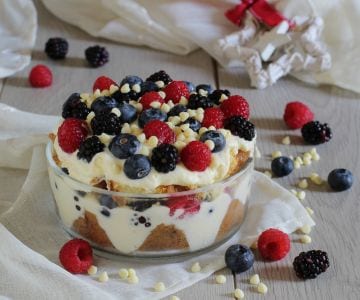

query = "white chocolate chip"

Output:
[[309, 172, 323, 185], [100, 89, 110, 97], [179, 112, 189, 122], [196, 107, 204, 114], [295, 156, 304, 165], [255, 146, 261, 158], [234, 288, 245, 299], [93, 89, 101, 98], [208, 125, 216, 131], [199, 127, 208, 135], [139, 146, 150, 156], [249, 274, 260, 285], [198, 89, 208, 96], [306, 207, 314, 215], [127, 275, 139, 284], [128, 268, 136, 277], [150, 101, 161, 109], [298, 179, 308, 189], [177, 133, 186, 142], [294, 161, 301, 169], [264, 171, 272, 178], [310, 147, 317, 155], [120, 83, 130, 94], [161, 103, 170, 113], [205, 140, 215, 151], [300, 234, 312, 244], [167, 100, 175, 108], [184, 129, 194, 138], [86, 111, 95, 124], [191, 262, 201, 273], [109, 84, 119, 94], [303, 157, 312, 166], [219, 94, 228, 102], [132, 83, 141, 93], [87, 265, 97, 275], [290, 189, 298, 195], [169, 116, 181, 126], [121, 123, 131, 134], [98, 271, 109, 283], [158, 91, 166, 99], [137, 133, 146, 143], [154, 282, 166, 292], [312, 153, 320, 161], [299, 224, 312, 234], [215, 275, 227, 284], [297, 191, 306, 200], [257, 282, 268, 294], [195, 113, 204, 123], [272, 150, 282, 159], [155, 81, 165, 88], [282, 136, 291, 145], [289, 155, 294, 160], [111, 107, 121, 117], [174, 141, 186, 151], [179, 96, 188, 106], [119, 268, 129, 279], [188, 109, 196, 117], [148, 136, 159, 147], [303, 152, 312, 160], [170, 296, 180, 300], [180, 123, 190, 131], [80, 93, 90, 100]]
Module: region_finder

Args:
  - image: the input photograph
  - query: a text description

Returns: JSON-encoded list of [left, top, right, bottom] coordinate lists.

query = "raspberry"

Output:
[[143, 120, 176, 145], [220, 95, 249, 119], [29, 64, 52, 88], [257, 228, 291, 261], [92, 76, 116, 92], [283, 101, 314, 129], [85, 45, 109, 68], [59, 239, 93, 274], [166, 196, 200, 219], [163, 81, 190, 104], [57, 118, 88, 153], [139, 91, 165, 110], [44, 37, 68, 60], [202, 107, 224, 129], [180, 141, 211, 171]]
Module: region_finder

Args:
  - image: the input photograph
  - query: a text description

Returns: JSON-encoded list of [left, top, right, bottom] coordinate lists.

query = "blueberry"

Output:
[[128, 199, 159, 211], [138, 108, 167, 128], [182, 117, 201, 132], [117, 102, 137, 124], [225, 244, 254, 273], [184, 81, 195, 93], [196, 84, 213, 95], [120, 75, 143, 87], [167, 105, 188, 118], [99, 195, 118, 209], [200, 130, 226, 153], [124, 154, 151, 179], [328, 169, 353, 191], [140, 81, 159, 96], [271, 156, 294, 177], [109, 134, 140, 159], [91, 96, 117, 114]]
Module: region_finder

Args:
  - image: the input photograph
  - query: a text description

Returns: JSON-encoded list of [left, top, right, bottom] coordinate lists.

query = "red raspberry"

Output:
[[57, 118, 89, 153], [139, 91, 165, 110], [166, 196, 200, 219], [220, 95, 249, 120], [283, 101, 314, 129], [59, 239, 93, 274], [180, 141, 211, 171], [257, 228, 291, 261], [202, 107, 225, 129], [29, 64, 52, 88], [163, 81, 190, 104], [143, 120, 176, 145], [92, 76, 116, 92]]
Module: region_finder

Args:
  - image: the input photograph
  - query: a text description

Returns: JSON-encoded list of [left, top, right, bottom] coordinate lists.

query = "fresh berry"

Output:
[[120, 75, 143, 88], [151, 144, 179, 173], [128, 199, 159, 212], [143, 120, 176, 145], [167, 105, 188, 117], [271, 156, 294, 177], [258, 228, 291, 261], [220, 95, 249, 119], [118, 102, 137, 124], [196, 84, 213, 95], [29, 64, 52, 88], [283, 101, 314, 129], [166, 196, 200, 218], [45, 37, 68, 59], [57, 118, 88, 153], [182, 117, 201, 132], [187, 94, 214, 109], [109, 134, 140, 159], [180, 141, 211, 171], [62, 93, 90, 120], [301, 121, 332, 145], [111, 90, 131, 103], [293, 250, 330, 279], [85, 45, 109, 68], [328, 169, 353, 191], [202, 107, 224, 129], [59, 239, 93, 274], [209, 89, 231, 105], [99, 195, 118, 209], [124, 154, 151, 179], [146, 70, 172, 85], [92, 76, 116, 92], [139, 91, 165, 110], [200, 130, 226, 153], [163, 81, 190, 103], [77, 136, 105, 162], [184, 81, 195, 93], [139, 81, 159, 96], [138, 108, 167, 128], [225, 244, 254, 273], [91, 96, 117, 114], [224, 116, 255, 141], [90, 112, 122, 135]]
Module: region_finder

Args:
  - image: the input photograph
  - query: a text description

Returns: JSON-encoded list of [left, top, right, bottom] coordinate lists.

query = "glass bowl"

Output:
[[46, 142, 254, 260]]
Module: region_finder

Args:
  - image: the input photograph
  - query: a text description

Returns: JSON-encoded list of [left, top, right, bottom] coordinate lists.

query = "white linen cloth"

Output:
[[0, 103, 314, 299]]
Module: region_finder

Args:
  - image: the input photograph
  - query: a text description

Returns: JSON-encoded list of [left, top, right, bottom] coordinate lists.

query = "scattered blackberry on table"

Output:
[[209, 89, 231, 105], [301, 121, 332, 145], [328, 169, 353, 191], [187, 94, 214, 109], [200, 130, 226, 153], [225, 244, 254, 273], [293, 250, 330, 279], [151, 144, 179, 173], [90, 112, 122, 135], [182, 117, 201, 132], [146, 70, 172, 85], [196, 84, 213, 95], [62, 93, 90, 120], [77, 136, 105, 162], [184, 81, 195, 93], [118, 102, 137, 124], [45, 37, 68, 59], [91, 96, 118, 114], [271, 156, 294, 177], [124, 154, 151, 179], [224, 116, 255, 141], [109, 134, 140, 159], [85, 45, 109, 68], [167, 104, 188, 117], [138, 108, 167, 128]]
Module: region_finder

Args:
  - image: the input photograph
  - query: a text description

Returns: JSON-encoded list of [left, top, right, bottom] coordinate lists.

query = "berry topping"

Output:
[[62, 93, 90, 120], [151, 144, 179, 173], [328, 169, 353, 191], [85, 45, 109, 68], [220, 95, 249, 119], [139, 91, 165, 110], [111, 90, 131, 103], [199, 130, 226, 153], [180, 141, 211, 171], [224, 116, 255, 141], [166, 196, 200, 218], [184, 81, 195, 93], [90, 112, 122, 135], [29, 64, 52, 88], [118, 102, 137, 124], [59, 239, 93, 274], [258, 228, 291, 261], [271, 156, 294, 177], [143, 120, 176, 145], [187, 94, 214, 109], [99, 195, 118, 209], [58, 118, 88, 153], [196, 84, 213, 95], [138, 108, 167, 128], [209, 89, 231, 105], [182, 117, 201, 132], [202, 107, 224, 129], [109, 134, 140, 159], [124, 154, 151, 179], [91, 96, 117, 114], [225, 244, 254, 273], [120, 75, 143, 88], [45, 37, 68, 60], [167, 105, 188, 117], [283, 101, 314, 129], [163, 81, 190, 103], [301, 121, 332, 145], [92, 76, 116, 92], [146, 70, 172, 85], [293, 250, 330, 279], [139, 81, 159, 96], [77, 136, 105, 162]]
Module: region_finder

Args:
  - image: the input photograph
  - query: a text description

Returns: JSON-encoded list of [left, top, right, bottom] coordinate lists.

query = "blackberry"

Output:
[[45, 37, 68, 59], [167, 105, 187, 117], [293, 250, 330, 279], [187, 94, 214, 109], [146, 70, 172, 85], [224, 116, 255, 141], [85, 45, 109, 68], [151, 144, 179, 173], [77, 136, 105, 162], [209, 89, 231, 105], [62, 93, 90, 120], [111, 90, 131, 103], [91, 112, 122, 135], [301, 121, 332, 145]]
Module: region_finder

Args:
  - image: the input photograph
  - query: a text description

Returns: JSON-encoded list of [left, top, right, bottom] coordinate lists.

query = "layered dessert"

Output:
[[48, 71, 256, 256]]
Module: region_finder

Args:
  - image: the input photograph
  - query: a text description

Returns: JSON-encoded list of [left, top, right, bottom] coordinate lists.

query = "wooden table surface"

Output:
[[1, 1, 359, 299]]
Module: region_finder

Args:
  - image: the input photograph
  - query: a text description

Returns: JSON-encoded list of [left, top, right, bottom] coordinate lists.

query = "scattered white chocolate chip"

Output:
[[154, 282, 166, 292], [170, 296, 180, 300], [86, 111, 95, 124], [299, 224, 312, 234], [174, 141, 186, 151], [119, 268, 129, 279], [167, 100, 175, 108], [199, 127, 208, 135], [309, 172, 323, 185], [310, 148, 317, 155], [127, 275, 139, 284], [205, 140, 215, 151], [148, 136, 159, 147], [139, 146, 150, 156], [150, 101, 161, 109], [166, 121, 175, 129], [298, 179, 308, 189], [169, 116, 181, 126], [255, 146, 261, 158], [121, 123, 131, 134], [257, 282, 268, 294], [249, 274, 260, 285], [120, 83, 130, 94], [137, 133, 146, 143], [294, 161, 301, 169], [111, 107, 121, 117], [195, 113, 204, 122], [198, 89, 207, 96], [132, 83, 141, 93], [128, 268, 136, 277], [161, 103, 170, 113], [297, 191, 306, 201], [272, 150, 282, 159], [109, 84, 119, 94], [300, 234, 312, 244], [179, 96, 188, 106], [219, 94, 228, 102], [188, 109, 196, 117], [196, 107, 204, 114], [176, 133, 186, 142], [282, 136, 291, 145], [295, 156, 304, 165], [93, 89, 101, 98], [87, 265, 97, 275], [234, 288, 245, 299], [290, 189, 298, 195], [179, 112, 189, 122], [208, 125, 216, 131], [155, 81, 165, 88], [306, 207, 314, 215], [180, 123, 190, 131], [98, 271, 109, 283], [289, 155, 294, 160], [191, 262, 201, 273], [100, 89, 110, 97], [80, 93, 90, 100], [264, 171, 272, 178], [303, 152, 312, 160], [312, 153, 320, 161], [215, 275, 226, 284], [303, 157, 312, 166]]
